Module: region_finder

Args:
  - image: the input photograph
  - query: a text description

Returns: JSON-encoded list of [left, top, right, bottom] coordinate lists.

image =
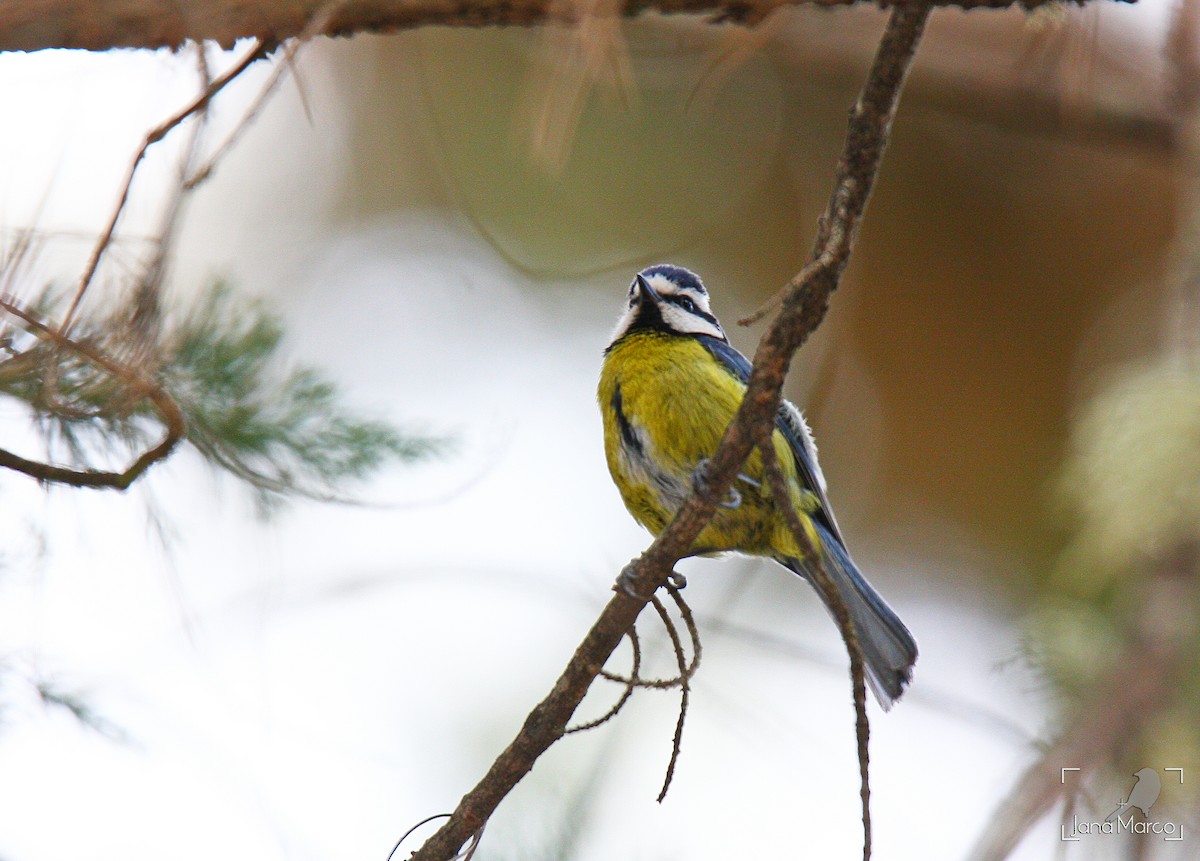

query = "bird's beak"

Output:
[[635, 273, 660, 305]]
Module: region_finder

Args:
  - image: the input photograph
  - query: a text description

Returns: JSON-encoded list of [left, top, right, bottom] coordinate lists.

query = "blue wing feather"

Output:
[[695, 333, 917, 708], [694, 334, 842, 542]]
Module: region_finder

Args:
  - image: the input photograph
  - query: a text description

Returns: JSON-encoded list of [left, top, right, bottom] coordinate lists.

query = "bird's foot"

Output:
[[693, 458, 742, 509], [614, 564, 687, 599], [615, 561, 652, 600]]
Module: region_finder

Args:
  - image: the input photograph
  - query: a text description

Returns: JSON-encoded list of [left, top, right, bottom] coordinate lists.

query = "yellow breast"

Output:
[[597, 331, 812, 557]]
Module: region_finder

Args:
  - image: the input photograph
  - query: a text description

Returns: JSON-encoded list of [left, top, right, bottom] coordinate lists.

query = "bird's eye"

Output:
[[677, 296, 698, 313]]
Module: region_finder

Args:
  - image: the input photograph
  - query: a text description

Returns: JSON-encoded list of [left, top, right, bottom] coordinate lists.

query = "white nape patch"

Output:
[[779, 399, 828, 493]]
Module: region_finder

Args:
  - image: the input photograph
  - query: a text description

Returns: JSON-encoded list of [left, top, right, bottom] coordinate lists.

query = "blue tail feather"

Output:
[[778, 521, 917, 710]]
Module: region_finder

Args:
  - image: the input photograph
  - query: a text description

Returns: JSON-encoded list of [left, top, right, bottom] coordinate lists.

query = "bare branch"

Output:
[[0, 0, 1110, 53], [407, 3, 932, 859], [648, 586, 693, 803]]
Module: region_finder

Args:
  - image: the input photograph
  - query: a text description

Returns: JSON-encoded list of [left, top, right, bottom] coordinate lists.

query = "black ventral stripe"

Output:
[[611, 384, 642, 455]]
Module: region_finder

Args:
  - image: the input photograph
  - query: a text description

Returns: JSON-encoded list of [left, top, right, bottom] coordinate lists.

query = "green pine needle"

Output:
[[0, 281, 445, 506]]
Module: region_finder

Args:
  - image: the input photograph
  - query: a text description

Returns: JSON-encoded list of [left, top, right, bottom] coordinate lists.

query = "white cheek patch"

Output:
[[658, 303, 725, 340]]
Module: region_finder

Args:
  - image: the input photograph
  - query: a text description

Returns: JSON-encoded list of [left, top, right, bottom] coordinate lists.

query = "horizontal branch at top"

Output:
[[1, 0, 1124, 53]]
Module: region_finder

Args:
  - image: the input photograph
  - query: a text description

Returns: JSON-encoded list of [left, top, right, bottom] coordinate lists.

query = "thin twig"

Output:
[[185, 3, 343, 190], [566, 624, 643, 733], [738, 248, 834, 327], [59, 37, 272, 335], [387, 814, 452, 861], [604, 593, 701, 689], [407, 4, 931, 859], [760, 439, 872, 859], [569, 585, 700, 737], [124, 44, 215, 367], [0, 297, 185, 489], [650, 587, 691, 803]]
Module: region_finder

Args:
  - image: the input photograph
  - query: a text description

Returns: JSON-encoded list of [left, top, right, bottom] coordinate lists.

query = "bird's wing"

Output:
[[694, 334, 845, 544]]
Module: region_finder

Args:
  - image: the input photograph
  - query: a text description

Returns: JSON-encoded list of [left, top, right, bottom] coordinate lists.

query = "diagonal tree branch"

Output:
[[0, 0, 1103, 53], [407, 3, 932, 860]]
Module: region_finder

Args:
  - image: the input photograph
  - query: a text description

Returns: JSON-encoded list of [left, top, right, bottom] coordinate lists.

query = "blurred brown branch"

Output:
[[0, 0, 1113, 54], [405, 3, 931, 860]]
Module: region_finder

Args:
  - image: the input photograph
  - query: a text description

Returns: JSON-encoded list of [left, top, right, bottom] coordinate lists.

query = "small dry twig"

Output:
[[649, 586, 692, 803], [565, 581, 700, 802], [60, 37, 273, 336], [0, 297, 185, 489], [184, 3, 344, 190], [566, 624, 644, 733], [760, 438, 873, 859]]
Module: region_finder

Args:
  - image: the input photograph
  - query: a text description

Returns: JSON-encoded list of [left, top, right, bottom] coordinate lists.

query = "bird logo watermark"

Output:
[[1105, 767, 1161, 822], [1060, 767, 1185, 843]]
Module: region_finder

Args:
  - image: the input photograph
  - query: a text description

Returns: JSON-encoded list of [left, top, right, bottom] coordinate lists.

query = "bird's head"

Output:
[[607, 264, 727, 347]]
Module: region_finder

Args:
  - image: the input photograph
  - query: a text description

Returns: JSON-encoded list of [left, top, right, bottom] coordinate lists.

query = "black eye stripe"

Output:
[[662, 293, 719, 326]]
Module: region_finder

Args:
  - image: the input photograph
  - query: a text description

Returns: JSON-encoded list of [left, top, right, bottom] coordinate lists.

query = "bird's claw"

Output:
[[614, 565, 687, 599], [616, 562, 652, 600], [693, 457, 742, 509]]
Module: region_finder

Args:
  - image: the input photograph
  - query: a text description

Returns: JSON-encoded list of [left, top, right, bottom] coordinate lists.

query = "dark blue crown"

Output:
[[639, 264, 707, 295]]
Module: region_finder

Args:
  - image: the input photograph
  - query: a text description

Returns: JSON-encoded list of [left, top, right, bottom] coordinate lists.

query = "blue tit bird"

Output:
[[597, 264, 917, 709]]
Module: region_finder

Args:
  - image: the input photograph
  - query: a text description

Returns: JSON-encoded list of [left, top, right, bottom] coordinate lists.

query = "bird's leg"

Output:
[[693, 457, 742, 509]]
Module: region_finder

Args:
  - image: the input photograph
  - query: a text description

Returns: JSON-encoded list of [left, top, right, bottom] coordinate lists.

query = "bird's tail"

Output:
[[778, 520, 918, 710]]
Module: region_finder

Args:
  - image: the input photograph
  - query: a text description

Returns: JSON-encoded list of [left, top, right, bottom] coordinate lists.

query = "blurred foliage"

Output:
[[0, 281, 444, 510], [162, 283, 443, 510], [33, 677, 125, 741], [1055, 362, 1200, 590], [1030, 358, 1200, 813], [0, 659, 122, 740]]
